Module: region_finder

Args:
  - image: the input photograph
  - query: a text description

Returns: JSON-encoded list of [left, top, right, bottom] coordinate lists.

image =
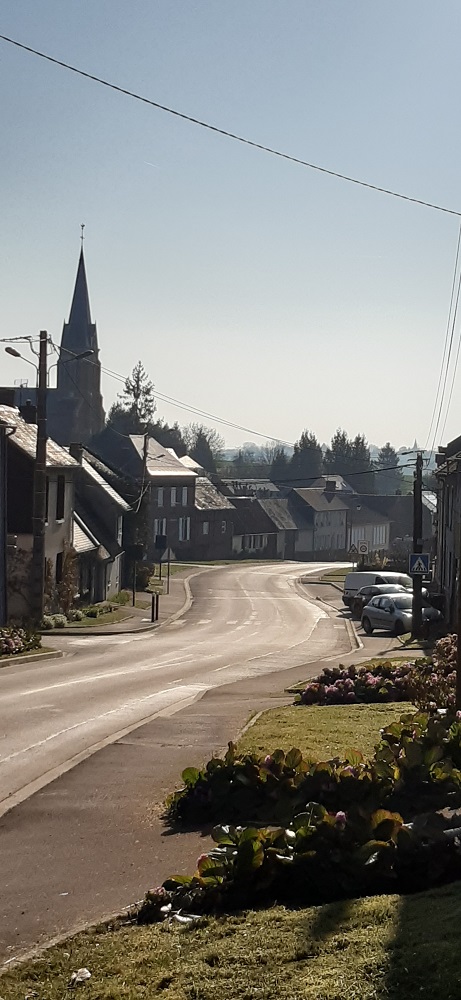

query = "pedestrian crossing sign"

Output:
[[349, 543, 358, 556], [409, 553, 430, 575]]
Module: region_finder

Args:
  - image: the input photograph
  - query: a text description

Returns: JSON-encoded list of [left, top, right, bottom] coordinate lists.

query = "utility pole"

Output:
[[411, 452, 423, 641], [31, 331, 48, 624]]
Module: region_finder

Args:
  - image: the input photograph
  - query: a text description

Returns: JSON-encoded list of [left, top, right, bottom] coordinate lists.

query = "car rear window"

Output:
[[394, 596, 413, 610]]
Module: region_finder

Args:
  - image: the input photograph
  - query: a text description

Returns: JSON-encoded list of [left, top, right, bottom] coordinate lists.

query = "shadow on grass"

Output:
[[378, 882, 461, 999]]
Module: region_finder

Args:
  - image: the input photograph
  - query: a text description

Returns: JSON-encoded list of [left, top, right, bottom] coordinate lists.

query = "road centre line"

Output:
[[0, 684, 207, 766]]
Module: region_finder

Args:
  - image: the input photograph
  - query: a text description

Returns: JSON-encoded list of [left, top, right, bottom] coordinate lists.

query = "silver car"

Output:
[[361, 593, 442, 636]]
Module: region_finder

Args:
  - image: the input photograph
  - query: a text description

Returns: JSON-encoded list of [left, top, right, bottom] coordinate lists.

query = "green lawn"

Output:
[[238, 702, 414, 761], [4, 883, 461, 999], [3, 698, 458, 1000]]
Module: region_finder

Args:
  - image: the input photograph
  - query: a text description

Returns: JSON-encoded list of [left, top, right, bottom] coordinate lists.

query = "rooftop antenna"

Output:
[[80, 223, 85, 248]]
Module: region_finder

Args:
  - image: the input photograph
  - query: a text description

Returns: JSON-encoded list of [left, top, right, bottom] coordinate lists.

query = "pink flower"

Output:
[[335, 811, 347, 828]]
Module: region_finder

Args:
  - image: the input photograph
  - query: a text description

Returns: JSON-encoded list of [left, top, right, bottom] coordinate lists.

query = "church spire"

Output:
[[66, 248, 93, 343]]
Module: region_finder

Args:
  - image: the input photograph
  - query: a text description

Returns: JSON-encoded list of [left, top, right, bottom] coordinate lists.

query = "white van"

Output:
[[342, 571, 412, 607]]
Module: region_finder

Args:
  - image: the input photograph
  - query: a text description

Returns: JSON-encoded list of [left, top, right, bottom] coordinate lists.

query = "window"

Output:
[[182, 487, 188, 506], [56, 475, 65, 520], [171, 487, 177, 506], [56, 550, 63, 584], [154, 517, 167, 537], [178, 516, 190, 541], [202, 521, 210, 535], [157, 487, 164, 507], [221, 520, 227, 534]]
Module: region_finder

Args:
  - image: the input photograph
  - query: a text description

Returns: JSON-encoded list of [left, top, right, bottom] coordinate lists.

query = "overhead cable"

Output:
[[1, 33, 460, 218]]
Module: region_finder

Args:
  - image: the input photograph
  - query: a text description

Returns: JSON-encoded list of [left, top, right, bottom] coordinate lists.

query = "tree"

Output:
[[271, 447, 289, 482], [107, 361, 156, 434], [350, 434, 375, 494], [324, 429, 375, 493], [289, 430, 323, 485], [376, 442, 403, 495], [324, 429, 353, 477], [183, 423, 225, 475]]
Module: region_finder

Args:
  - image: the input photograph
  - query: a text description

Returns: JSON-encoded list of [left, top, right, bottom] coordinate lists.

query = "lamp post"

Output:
[[5, 339, 94, 624]]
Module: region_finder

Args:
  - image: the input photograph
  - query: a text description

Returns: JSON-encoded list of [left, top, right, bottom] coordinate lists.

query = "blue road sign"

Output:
[[409, 553, 430, 575]]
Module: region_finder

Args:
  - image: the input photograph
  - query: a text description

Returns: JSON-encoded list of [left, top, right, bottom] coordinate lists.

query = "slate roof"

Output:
[[341, 495, 390, 526], [80, 454, 130, 511], [195, 478, 234, 511], [293, 488, 348, 512], [131, 436, 197, 479], [230, 497, 279, 535], [258, 498, 298, 531], [61, 248, 98, 354], [0, 405, 78, 468], [73, 512, 99, 554]]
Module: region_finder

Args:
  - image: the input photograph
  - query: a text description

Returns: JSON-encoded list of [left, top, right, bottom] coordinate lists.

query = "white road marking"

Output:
[[0, 684, 207, 765]]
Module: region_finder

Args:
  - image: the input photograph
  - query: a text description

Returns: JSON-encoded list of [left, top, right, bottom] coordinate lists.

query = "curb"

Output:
[[0, 649, 63, 667], [33, 567, 218, 639]]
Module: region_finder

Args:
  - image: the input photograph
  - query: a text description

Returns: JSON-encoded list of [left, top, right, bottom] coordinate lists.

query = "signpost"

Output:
[[357, 540, 369, 556], [409, 553, 430, 576]]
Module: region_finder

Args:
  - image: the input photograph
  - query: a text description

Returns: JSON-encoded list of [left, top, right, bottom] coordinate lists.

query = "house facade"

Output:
[[435, 436, 461, 625], [190, 478, 234, 560], [0, 405, 78, 619], [90, 428, 197, 564], [69, 444, 129, 603]]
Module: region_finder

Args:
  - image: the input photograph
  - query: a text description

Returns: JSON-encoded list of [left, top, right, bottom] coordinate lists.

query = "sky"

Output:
[[2, 1, 461, 452]]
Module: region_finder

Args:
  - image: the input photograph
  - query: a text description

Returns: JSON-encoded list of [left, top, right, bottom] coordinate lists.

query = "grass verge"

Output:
[[62, 609, 132, 628], [238, 702, 413, 760], [3, 883, 461, 999]]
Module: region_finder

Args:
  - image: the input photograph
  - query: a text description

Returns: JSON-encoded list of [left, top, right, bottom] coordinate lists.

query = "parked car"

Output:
[[342, 571, 412, 607], [361, 594, 442, 636], [350, 583, 430, 618]]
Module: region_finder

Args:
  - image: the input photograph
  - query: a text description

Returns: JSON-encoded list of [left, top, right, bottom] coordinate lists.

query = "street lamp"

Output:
[[5, 345, 94, 385]]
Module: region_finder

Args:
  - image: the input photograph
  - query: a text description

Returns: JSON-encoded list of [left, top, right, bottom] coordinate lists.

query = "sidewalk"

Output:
[[49, 567, 211, 636]]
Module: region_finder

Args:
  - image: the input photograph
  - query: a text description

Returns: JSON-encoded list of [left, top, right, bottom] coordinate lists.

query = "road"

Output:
[[0, 562, 345, 818]]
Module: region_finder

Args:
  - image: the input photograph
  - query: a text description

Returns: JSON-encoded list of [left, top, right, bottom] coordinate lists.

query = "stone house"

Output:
[[0, 405, 78, 619]]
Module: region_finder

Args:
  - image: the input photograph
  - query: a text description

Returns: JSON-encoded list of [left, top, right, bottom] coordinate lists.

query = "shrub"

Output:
[[139, 800, 461, 923], [167, 711, 461, 831], [41, 615, 55, 630], [108, 590, 130, 606], [82, 605, 100, 618], [66, 608, 84, 622], [0, 626, 41, 655], [296, 660, 418, 706], [433, 634, 457, 674], [136, 563, 154, 591], [50, 613, 67, 628]]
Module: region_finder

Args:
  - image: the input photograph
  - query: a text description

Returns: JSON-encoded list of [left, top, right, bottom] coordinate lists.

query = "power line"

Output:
[[425, 221, 461, 450], [49, 339, 296, 446], [1, 32, 461, 218], [430, 254, 461, 455]]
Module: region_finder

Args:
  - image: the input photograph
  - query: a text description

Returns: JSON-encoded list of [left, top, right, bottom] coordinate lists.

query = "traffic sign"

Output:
[[348, 543, 358, 556], [358, 540, 369, 555], [409, 553, 430, 575]]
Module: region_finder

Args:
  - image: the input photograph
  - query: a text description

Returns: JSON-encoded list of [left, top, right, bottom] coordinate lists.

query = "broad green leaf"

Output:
[[343, 749, 364, 766], [181, 766, 200, 786], [285, 748, 303, 770]]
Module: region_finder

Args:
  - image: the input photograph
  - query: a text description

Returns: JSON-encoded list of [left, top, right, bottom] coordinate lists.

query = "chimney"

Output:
[[325, 480, 336, 493], [69, 442, 84, 464], [19, 400, 37, 424]]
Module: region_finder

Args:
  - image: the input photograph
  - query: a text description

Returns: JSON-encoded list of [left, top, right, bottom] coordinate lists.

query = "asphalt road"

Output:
[[0, 561, 343, 817]]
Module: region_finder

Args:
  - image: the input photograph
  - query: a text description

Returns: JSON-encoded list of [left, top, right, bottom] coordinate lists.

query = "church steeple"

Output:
[[61, 247, 98, 355], [46, 238, 105, 445]]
